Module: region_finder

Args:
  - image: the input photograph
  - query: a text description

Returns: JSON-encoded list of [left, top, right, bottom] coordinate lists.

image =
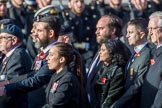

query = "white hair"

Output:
[[149, 11, 162, 27]]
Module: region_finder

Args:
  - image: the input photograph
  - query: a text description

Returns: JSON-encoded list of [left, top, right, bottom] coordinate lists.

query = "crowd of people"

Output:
[[0, 0, 162, 108]]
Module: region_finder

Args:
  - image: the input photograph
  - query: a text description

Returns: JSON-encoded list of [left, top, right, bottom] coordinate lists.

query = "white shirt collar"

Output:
[[43, 41, 57, 53], [157, 43, 162, 49], [6, 44, 21, 58], [134, 42, 147, 53]]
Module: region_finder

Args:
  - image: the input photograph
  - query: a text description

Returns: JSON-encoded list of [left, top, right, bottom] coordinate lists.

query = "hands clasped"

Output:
[[0, 86, 6, 96], [0, 80, 9, 96]]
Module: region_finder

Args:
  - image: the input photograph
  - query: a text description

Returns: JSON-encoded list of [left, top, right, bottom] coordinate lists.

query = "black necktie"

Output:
[[126, 51, 136, 70]]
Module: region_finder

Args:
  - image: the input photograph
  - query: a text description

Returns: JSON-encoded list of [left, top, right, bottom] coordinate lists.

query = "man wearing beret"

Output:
[[0, 15, 61, 108], [0, 18, 15, 68], [0, 24, 32, 108]]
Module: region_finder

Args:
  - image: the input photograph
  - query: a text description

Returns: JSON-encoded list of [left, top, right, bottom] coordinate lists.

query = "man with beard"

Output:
[[0, 24, 32, 108], [0, 15, 61, 108], [85, 14, 131, 108], [26, 15, 60, 108]]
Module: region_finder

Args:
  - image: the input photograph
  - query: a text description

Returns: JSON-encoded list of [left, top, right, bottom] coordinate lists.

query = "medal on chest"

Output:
[[50, 81, 59, 93], [35, 60, 43, 70]]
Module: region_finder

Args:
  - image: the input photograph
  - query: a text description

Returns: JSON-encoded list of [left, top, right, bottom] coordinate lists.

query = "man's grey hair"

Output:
[[149, 11, 162, 27]]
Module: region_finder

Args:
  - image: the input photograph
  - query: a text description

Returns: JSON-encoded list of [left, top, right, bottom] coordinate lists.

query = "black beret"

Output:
[[0, 24, 24, 40]]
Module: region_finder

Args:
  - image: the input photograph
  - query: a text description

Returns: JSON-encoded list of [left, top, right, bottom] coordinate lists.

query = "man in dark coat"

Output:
[[140, 11, 162, 108], [0, 24, 32, 108], [86, 14, 131, 108], [111, 18, 155, 108], [0, 15, 61, 108], [0, 18, 15, 63]]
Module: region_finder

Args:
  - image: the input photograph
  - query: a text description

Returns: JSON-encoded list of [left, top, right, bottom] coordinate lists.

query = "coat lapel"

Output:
[[46, 66, 68, 100]]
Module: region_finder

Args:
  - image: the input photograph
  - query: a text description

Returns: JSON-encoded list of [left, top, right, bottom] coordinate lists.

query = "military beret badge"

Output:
[[0, 24, 4, 30]]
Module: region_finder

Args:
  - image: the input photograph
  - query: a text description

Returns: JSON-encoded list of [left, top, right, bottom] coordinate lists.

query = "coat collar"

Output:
[[155, 45, 162, 57], [52, 66, 69, 82]]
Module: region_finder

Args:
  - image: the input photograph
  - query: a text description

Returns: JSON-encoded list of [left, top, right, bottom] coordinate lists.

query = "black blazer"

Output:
[[141, 45, 162, 108], [112, 43, 154, 108], [0, 45, 32, 77], [86, 51, 103, 108], [96, 64, 125, 108], [42, 66, 80, 108], [5, 50, 54, 108], [0, 45, 33, 108]]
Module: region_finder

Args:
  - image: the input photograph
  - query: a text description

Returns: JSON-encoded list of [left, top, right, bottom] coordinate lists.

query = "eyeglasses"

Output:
[[147, 27, 162, 31], [0, 36, 12, 41]]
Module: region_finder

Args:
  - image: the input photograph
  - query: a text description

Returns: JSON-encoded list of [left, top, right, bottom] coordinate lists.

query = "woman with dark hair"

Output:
[[96, 39, 126, 108], [42, 42, 81, 108]]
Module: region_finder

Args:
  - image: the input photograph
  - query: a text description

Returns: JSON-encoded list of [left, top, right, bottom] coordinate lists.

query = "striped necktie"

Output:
[[0, 56, 8, 74]]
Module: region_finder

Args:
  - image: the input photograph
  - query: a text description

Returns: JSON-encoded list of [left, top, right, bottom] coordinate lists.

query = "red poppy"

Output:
[[134, 52, 140, 57], [150, 59, 155, 65], [38, 51, 46, 59], [101, 77, 107, 83]]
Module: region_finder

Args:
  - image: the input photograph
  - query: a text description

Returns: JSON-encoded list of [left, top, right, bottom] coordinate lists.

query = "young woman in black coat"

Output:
[[43, 42, 81, 108], [96, 39, 127, 108]]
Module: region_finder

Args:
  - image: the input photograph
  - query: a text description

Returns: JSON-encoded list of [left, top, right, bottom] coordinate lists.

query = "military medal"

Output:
[[50, 81, 59, 93], [35, 60, 42, 70], [130, 68, 134, 79], [150, 59, 155, 65], [34, 48, 46, 70]]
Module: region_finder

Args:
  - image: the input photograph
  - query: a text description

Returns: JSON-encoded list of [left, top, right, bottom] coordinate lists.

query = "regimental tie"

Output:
[[0, 56, 8, 74]]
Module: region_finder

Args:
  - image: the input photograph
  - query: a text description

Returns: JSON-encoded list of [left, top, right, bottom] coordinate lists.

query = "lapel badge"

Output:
[[134, 52, 140, 57], [0, 24, 4, 30], [130, 68, 134, 79], [37, 47, 46, 59], [35, 60, 42, 70], [50, 8, 56, 15], [36, 16, 40, 22], [101, 77, 107, 84], [50, 81, 59, 93], [38, 51, 46, 59], [150, 59, 156, 65]]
